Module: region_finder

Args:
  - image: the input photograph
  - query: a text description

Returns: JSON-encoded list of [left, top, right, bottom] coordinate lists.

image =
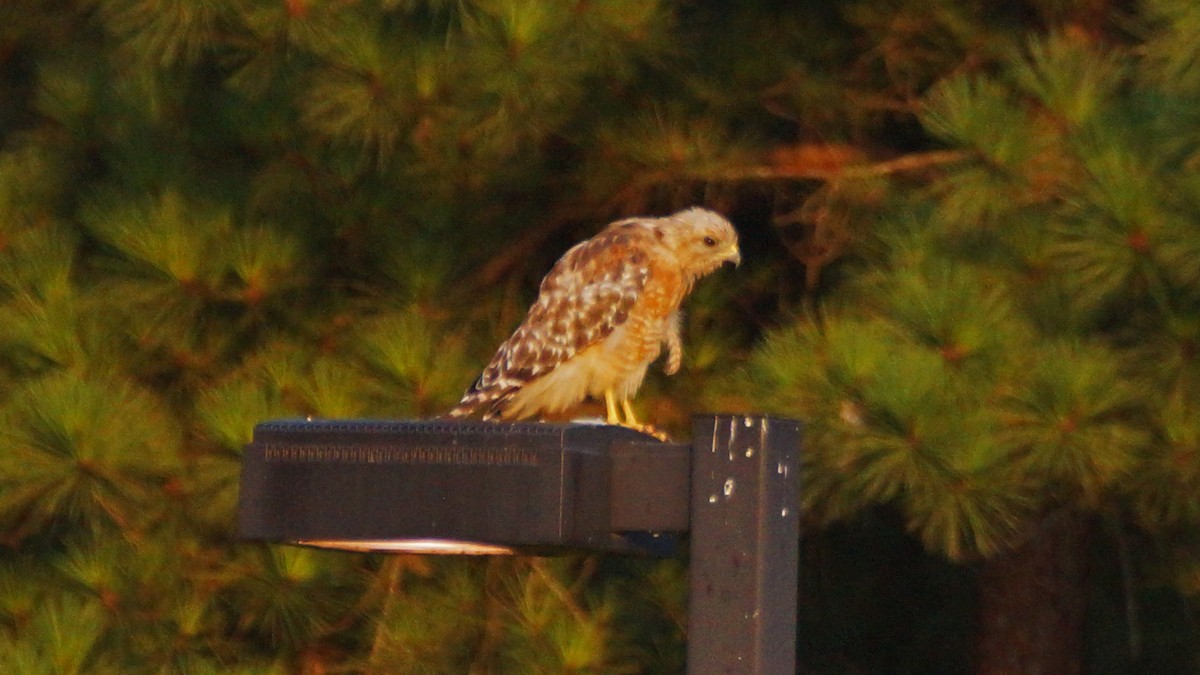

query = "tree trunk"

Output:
[[974, 510, 1091, 675]]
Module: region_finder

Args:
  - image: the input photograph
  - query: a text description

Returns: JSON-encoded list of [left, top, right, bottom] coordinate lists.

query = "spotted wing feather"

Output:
[[450, 227, 651, 419]]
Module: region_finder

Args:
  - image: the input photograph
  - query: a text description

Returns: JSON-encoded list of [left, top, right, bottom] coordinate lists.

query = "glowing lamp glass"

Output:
[[299, 539, 516, 555]]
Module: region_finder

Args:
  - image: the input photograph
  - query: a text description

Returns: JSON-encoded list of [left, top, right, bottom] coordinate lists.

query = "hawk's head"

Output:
[[657, 207, 741, 278]]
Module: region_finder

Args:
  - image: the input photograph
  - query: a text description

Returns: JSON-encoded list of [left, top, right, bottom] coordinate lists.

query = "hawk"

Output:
[[449, 207, 740, 432]]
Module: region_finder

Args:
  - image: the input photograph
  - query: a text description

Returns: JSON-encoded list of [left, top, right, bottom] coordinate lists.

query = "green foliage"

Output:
[[222, 545, 366, 651], [0, 595, 109, 675], [745, 268, 1041, 559], [367, 559, 488, 673], [744, 10, 1200, 583], [1127, 392, 1200, 530], [998, 341, 1150, 504], [1, 0, 1198, 671], [0, 374, 182, 539], [1142, 0, 1200, 96], [365, 557, 667, 673]]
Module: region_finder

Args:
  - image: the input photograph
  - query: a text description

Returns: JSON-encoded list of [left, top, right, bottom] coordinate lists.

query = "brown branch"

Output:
[[468, 213, 577, 289], [469, 557, 510, 673], [465, 195, 649, 292], [365, 556, 406, 670], [464, 149, 972, 290], [703, 148, 973, 183], [528, 558, 591, 627], [841, 149, 974, 179]]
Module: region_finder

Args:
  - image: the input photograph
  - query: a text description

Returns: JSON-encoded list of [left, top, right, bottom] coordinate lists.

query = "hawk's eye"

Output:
[[702, 236, 717, 247]]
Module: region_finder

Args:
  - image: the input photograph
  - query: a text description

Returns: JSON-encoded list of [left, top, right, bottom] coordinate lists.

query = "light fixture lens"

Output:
[[298, 539, 516, 555]]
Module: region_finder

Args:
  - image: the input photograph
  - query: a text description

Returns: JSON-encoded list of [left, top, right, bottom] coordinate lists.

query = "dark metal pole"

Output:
[[687, 415, 801, 675]]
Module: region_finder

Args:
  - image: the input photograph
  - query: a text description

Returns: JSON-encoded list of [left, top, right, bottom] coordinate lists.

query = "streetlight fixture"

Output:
[[238, 414, 800, 674]]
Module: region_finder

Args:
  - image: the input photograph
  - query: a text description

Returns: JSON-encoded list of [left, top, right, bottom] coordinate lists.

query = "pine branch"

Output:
[[466, 149, 969, 292], [467, 213, 573, 289], [528, 558, 590, 628], [365, 556, 405, 669], [467, 557, 508, 674], [705, 148, 973, 182]]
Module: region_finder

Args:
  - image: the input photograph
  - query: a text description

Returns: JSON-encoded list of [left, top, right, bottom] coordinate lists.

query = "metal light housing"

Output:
[[237, 414, 801, 674]]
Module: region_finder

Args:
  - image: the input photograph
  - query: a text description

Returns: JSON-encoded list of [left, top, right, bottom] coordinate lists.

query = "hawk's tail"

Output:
[[445, 384, 513, 421]]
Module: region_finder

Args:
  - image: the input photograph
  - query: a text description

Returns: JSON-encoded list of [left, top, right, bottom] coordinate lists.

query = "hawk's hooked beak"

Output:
[[724, 245, 742, 268]]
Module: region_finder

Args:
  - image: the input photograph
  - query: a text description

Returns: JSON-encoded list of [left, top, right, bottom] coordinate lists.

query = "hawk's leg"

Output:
[[621, 399, 640, 426], [664, 311, 683, 375], [600, 393, 668, 441], [604, 389, 622, 426]]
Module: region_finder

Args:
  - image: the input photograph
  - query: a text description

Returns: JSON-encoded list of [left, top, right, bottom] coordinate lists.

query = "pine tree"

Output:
[[0, 1, 703, 672], [741, 3, 1200, 671], [1, 0, 1197, 673]]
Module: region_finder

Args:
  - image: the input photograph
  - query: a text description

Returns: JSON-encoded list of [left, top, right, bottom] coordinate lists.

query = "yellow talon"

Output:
[[601, 391, 668, 440]]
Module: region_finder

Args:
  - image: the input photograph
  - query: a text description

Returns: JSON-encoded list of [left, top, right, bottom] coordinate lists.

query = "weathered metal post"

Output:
[[687, 415, 801, 675]]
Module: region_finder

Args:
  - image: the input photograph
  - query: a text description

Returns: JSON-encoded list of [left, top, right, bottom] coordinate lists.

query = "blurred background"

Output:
[[1, 0, 1198, 672]]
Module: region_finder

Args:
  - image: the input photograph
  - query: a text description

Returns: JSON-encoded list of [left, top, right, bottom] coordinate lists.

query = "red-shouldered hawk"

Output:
[[448, 207, 740, 432]]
